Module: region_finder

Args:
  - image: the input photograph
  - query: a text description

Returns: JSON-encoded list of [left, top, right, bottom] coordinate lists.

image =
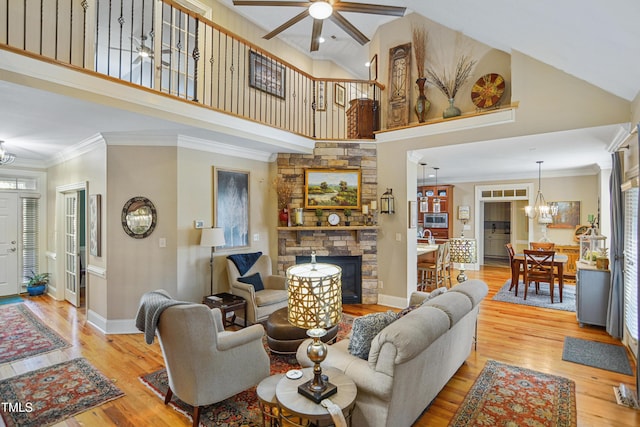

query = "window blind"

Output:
[[624, 188, 638, 340], [21, 198, 39, 284]]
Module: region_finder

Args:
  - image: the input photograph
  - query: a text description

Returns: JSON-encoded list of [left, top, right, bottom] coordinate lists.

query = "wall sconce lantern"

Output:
[[380, 188, 395, 214]]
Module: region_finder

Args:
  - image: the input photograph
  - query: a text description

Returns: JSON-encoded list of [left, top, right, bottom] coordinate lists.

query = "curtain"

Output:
[[636, 124, 640, 401], [607, 151, 624, 338]]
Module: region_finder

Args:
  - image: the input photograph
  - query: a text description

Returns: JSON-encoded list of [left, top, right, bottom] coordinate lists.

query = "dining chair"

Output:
[[530, 242, 555, 250], [505, 243, 523, 292], [522, 250, 556, 302]]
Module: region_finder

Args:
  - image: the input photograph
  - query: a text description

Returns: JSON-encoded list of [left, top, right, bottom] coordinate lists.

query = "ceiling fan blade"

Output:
[[329, 11, 369, 45], [233, 1, 310, 6], [310, 18, 323, 52], [334, 2, 406, 17], [263, 9, 310, 40]]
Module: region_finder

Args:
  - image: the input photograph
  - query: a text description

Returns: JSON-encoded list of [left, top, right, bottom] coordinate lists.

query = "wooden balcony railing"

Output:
[[1, 0, 383, 141]]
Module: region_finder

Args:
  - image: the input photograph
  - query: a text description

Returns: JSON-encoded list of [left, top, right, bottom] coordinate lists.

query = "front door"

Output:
[[64, 193, 80, 307], [0, 193, 19, 296]]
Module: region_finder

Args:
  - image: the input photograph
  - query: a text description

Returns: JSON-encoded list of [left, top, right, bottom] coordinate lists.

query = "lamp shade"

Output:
[[200, 227, 226, 247], [449, 238, 477, 264], [287, 263, 342, 330]]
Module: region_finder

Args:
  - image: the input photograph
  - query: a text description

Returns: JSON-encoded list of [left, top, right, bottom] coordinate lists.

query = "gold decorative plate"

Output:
[[471, 73, 505, 109]]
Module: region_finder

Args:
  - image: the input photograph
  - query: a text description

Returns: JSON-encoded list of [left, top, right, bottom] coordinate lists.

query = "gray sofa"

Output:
[[296, 279, 488, 427]]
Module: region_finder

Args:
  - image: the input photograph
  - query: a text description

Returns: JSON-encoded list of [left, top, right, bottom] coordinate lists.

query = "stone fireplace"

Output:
[[276, 142, 379, 304], [296, 255, 362, 304]]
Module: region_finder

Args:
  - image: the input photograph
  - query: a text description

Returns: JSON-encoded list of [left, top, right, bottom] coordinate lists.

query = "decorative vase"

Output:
[[414, 78, 430, 123], [443, 97, 461, 118], [278, 208, 288, 226]]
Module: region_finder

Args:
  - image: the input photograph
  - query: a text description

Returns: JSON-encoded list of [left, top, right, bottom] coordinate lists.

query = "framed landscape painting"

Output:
[[549, 201, 580, 229], [304, 169, 361, 209], [214, 168, 250, 249]]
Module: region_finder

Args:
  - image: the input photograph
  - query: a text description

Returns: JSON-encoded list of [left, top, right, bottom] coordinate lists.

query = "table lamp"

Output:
[[199, 227, 226, 294], [449, 237, 477, 282], [286, 252, 342, 403]]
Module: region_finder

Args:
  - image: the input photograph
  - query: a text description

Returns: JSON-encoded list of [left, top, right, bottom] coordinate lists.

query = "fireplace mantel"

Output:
[[277, 225, 379, 243]]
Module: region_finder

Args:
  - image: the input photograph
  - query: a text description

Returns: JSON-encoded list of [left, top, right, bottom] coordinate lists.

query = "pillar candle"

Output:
[[370, 200, 377, 210], [362, 205, 369, 215]]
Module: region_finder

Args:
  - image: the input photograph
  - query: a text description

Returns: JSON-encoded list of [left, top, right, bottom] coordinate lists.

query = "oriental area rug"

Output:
[[0, 357, 124, 427], [0, 303, 71, 364], [140, 315, 355, 427], [449, 360, 577, 427]]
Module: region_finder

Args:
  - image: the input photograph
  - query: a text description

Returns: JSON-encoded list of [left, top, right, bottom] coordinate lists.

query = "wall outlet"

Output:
[[395, 233, 402, 242], [379, 280, 383, 289], [159, 238, 166, 248], [253, 233, 260, 241], [194, 220, 204, 229]]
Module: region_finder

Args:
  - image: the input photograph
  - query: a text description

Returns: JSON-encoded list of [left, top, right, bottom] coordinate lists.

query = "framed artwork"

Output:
[[548, 201, 581, 229], [215, 168, 250, 249], [458, 205, 470, 221], [248, 51, 285, 99], [304, 168, 361, 209], [388, 43, 411, 128], [369, 54, 378, 81], [316, 81, 326, 111], [89, 194, 101, 256], [334, 83, 345, 108], [409, 200, 417, 229]]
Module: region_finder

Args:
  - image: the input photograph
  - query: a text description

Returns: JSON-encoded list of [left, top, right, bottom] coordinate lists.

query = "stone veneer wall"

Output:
[[276, 142, 379, 304]]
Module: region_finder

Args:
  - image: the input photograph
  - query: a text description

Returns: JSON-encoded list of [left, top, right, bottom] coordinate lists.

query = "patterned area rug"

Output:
[[140, 315, 354, 427], [493, 280, 576, 312], [0, 357, 125, 427], [449, 360, 577, 427], [0, 303, 71, 364]]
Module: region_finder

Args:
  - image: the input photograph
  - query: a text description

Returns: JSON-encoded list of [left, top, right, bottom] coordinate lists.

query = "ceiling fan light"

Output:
[[309, 1, 333, 20], [318, 36, 326, 43]]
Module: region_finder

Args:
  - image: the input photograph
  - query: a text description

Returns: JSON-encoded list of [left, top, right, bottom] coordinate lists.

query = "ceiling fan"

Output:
[[232, 0, 406, 51], [111, 34, 170, 66]]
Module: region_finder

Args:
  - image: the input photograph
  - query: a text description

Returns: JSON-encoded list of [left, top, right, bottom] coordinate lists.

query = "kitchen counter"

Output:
[[417, 244, 439, 256]]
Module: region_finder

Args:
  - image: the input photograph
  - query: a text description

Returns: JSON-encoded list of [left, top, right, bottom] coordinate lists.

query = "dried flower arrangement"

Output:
[[412, 26, 428, 78], [273, 176, 294, 210], [425, 53, 476, 101]]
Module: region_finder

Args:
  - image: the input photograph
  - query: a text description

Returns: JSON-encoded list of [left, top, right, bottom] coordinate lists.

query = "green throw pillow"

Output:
[[348, 311, 397, 360], [238, 272, 264, 291]]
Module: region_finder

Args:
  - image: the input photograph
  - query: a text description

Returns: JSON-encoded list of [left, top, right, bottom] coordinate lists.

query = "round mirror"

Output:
[[121, 196, 157, 239]]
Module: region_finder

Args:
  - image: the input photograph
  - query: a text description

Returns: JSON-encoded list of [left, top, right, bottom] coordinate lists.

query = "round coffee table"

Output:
[[257, 373, 283, 427], [276, 367, 356, 426]]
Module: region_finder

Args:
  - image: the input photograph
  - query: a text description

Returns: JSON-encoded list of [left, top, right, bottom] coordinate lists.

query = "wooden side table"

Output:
[[276, 367, 357, 427], [202, 292, 247, 328]]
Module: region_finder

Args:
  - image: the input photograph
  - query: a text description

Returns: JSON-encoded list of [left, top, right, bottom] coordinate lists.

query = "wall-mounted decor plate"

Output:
[[471, 73, 505, 109]]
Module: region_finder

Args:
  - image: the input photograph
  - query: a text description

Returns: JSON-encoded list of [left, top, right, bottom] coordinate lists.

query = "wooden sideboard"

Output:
[[556, 245, 580, 278], [347, 98, 379, 139]]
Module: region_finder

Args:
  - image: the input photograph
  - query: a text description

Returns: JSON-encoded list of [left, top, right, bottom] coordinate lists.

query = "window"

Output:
[[21, 198, 39, 284], [624, 187, 638, 342]]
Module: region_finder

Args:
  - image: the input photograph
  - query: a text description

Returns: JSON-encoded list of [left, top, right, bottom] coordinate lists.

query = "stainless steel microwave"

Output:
[[424, 212, 448, 229]]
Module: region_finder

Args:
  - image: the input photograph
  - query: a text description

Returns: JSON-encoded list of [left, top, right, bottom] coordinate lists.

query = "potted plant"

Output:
[[344, 209, 352, 226], [26, 271, 50, 296], [315, 208, 323, 226]]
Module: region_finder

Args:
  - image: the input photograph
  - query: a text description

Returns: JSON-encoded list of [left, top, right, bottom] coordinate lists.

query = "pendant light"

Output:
[[0, 141, 16, 165], [525, 161, 557, 221], [432, 167, 441, 213], [419, 163, 428, 213]]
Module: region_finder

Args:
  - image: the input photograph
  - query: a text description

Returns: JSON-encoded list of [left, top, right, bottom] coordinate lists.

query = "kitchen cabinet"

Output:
[[484, 234, 510, 258], [417, 185, 454, 240], [576, 264, 611, 327]]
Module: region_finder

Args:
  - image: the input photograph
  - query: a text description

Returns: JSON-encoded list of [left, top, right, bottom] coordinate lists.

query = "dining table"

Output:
[[510, 253, 568, 302]]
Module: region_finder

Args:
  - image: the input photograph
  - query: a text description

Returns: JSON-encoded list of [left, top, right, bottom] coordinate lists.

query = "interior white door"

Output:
[[64, 193, 80, 307], [0, 193, 19, 296]]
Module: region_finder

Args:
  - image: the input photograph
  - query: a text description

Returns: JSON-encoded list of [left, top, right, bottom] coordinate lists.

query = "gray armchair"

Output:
[[156, 303, 269, 427], [226, 254, 288, 324]]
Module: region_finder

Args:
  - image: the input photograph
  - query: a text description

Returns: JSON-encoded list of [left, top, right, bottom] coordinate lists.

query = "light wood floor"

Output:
[[1, 266, 638, 426]]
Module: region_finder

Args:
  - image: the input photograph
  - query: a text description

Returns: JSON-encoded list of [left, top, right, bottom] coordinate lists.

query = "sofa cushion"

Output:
[[421, 292, 473, 327], [348, 311, 397, 360], [254, 289, 287, 307], [238, 272, 264, 291]]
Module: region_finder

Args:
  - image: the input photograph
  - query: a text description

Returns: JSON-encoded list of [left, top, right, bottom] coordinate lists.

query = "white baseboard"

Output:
[[87, 310, 140, 335], [376, 293, 408, 309]]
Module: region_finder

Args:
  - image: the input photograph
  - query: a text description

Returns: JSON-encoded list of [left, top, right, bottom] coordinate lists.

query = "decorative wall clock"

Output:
[[470, 73, 505, 109], [388, 43, 411, 128]]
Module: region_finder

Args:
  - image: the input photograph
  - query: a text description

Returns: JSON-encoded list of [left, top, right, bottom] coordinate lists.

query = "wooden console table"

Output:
[[346, 98, 379, 139]]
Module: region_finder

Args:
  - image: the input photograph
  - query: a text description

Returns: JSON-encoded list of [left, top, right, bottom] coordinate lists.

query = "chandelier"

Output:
[[432, 167, 441, 213], [0, 141, 16, 165], [419, 163, 428, 213], [525, 161, 557, 221]]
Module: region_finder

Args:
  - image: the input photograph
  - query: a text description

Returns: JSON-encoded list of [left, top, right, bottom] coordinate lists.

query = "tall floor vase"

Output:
[[415, 78, 430, 123], [443, 97, 461, 118]]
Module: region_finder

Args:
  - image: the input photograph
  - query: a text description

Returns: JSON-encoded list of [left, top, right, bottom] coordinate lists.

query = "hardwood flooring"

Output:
[[1, 266, 638, 426]]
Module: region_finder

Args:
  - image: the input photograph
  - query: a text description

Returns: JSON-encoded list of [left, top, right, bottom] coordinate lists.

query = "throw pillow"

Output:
[[238, 273, 264, 291], [348, 311, 397, 360], [396, 304, 420, 319], [421, 287, 448, 305]]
